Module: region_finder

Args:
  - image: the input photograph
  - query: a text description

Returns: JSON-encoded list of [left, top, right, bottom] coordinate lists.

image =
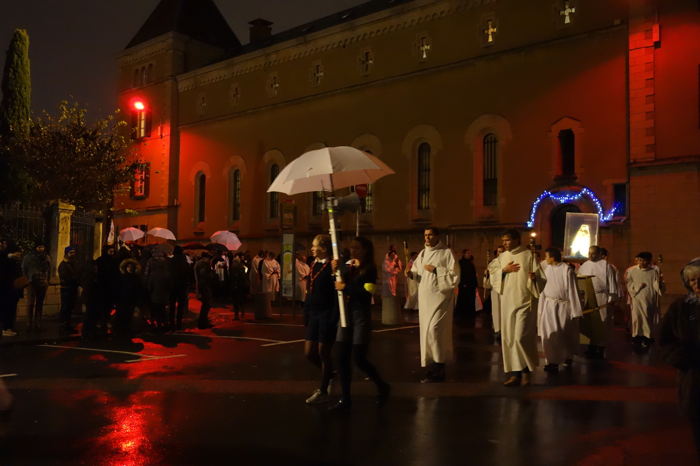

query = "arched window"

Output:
[[147, 64, 154, 83], [140, 67, 147, 87], [558, 129, 575, 178], [132, 69, 140, 88], [483, 133, 498, 206], [417, 142, 431, 211], [269, 164, 280, 219], [195, 172, 206, 223], [231, 169, 241, 221]]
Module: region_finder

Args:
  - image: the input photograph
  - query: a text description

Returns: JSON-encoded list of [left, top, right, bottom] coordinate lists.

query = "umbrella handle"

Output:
[[327, 198, 347, 328]]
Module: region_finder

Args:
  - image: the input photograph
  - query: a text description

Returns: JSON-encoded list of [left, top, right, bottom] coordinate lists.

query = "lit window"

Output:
[[483, 133, 498, 206], [269, 164, 280, 219], [417, 143, 431, 210], [130, 108, 152, 139], [131, 162, 150, 200]]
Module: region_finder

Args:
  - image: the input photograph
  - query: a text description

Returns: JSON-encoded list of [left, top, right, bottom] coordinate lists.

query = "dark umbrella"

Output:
[[206, 243, 228, 255], [182, 242, 206, 250]]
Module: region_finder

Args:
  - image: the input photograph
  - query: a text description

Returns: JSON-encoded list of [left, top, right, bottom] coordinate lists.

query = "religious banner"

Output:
[[563, 212, 599, 259], [281, 233, 295, 299]]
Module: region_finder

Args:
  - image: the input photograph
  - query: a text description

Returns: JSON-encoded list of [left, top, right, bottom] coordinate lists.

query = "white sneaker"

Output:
[[305, 389, 330, 405], [1, 330, 17, 337]]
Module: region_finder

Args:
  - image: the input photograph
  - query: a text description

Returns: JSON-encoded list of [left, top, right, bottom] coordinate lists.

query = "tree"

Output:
[[0, 28, 32, 202], [15, 100, 133, 212], [0, 28, 31, 138]]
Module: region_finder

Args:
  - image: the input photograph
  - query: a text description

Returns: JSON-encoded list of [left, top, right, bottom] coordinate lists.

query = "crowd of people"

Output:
[[1, 231, 698, 453]]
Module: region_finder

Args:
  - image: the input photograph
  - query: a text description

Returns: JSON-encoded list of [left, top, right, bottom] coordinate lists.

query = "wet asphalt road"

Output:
[[0, 303, 697, 466]]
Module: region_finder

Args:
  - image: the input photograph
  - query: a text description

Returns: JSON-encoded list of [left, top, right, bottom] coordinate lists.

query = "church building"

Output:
[[114, 0, 700, 294]]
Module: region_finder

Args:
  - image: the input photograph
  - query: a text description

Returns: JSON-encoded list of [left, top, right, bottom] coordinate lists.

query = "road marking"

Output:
[[372, 325, 419, 333], [38, 344, 186, 362], [0, 374, 17, 378], [172, 333, 284, 344], [261, 339, 306, 347], [125, 354, 188, 363]]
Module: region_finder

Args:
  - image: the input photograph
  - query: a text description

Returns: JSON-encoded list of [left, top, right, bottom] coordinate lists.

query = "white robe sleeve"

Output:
[[435, 250, 459, 290], [490, 256, 505, 295], [567, 267, 583, 318]]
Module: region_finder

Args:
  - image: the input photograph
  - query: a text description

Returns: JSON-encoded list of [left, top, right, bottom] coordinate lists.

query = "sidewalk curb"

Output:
[[0, 334, 81, 348]]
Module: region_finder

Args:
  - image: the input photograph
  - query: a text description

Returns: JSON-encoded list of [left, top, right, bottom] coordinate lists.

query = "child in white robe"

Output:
[[626, 251, 663, 350], [537, 248, 583, 373]]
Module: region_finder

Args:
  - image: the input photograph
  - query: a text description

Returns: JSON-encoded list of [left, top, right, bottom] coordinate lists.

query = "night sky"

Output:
[[0, 0, 366, 118]]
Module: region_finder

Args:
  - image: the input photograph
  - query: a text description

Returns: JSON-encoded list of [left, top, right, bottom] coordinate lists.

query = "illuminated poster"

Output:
[[282, 233, 294, 298], [563, 213, 599, 259]]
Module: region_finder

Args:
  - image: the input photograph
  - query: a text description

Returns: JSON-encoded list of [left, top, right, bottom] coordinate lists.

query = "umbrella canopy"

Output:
[[206, 242, 229, 255], [210, 230, 242, 251], [118, 227, 145, 242], [267, 147, 394, 195], [147, 227, 176, 241]]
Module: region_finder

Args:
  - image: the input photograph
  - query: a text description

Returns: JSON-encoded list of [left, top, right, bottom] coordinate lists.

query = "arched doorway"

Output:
[[550, 204, 580, 249]]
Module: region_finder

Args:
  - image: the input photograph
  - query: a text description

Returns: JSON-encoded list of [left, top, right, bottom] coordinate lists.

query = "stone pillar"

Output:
[[92, 221, 104, 260], [49, 201, 75, 281]]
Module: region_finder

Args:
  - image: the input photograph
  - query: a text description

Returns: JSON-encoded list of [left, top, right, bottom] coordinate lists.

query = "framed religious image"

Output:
[[563, 212, 599, 259]]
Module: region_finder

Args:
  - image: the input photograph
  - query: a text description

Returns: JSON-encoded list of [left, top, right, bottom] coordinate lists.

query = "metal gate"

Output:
[[70, 209, 95, 264], [0, 203, 48, 251]]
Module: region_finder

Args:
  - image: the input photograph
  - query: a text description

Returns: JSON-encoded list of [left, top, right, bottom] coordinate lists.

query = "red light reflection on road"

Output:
[[98, 391, 163, 466]]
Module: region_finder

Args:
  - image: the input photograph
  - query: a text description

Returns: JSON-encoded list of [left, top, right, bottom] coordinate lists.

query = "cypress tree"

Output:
[[0, 28, 31, 138]]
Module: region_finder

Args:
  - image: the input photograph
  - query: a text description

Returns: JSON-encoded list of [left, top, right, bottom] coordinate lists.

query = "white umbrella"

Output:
[[267, 147, 394, 195], [210, 230, 242, 251], [147, 227, 176, 241], [118, 227, 145, 242], [267, 146, 395, 328]]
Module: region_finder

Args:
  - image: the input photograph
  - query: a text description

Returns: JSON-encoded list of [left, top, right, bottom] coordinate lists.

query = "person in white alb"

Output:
[[537, 247, 583, 373], [408, 227, 459, 383], [626, 251, 664, 351]]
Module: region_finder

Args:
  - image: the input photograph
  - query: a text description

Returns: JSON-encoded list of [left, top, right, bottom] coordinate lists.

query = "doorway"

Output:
[[550, 204, 580, 249]]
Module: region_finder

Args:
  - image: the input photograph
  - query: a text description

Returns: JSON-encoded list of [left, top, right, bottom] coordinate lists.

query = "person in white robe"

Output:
[[490, 229, 542, 387], [294, 253, 311, 303], [263, 252, 281, 302], [404, 252, 419, 310], [485, 246, 505, 342], [408, 227, 459, 383], [249, 251, 270, 319], [578, 245, 619, 359], [537, 248, 583, 372], [626, 251, 663, 349]]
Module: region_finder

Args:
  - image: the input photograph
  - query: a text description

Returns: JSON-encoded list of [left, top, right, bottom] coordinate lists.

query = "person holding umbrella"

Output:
[[331, 236, 391, 411], [303, 234, 338, 405]]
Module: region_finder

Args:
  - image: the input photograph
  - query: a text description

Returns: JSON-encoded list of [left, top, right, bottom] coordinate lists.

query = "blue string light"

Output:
[[525, 187, 618, 228]]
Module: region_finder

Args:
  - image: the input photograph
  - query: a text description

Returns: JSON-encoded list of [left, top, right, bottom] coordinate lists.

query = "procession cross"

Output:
[[269, 75, 280, 94], [560, 1, 576, 24], [313, 64, 324, 85], [484, 20, 497, 44], [419, 36, 431, 59], [360, 50, 374, 73]]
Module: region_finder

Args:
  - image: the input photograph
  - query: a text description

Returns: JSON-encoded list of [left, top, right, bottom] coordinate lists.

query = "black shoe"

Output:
[[328, 399, 352, 412], [377, 383, 391, 406]]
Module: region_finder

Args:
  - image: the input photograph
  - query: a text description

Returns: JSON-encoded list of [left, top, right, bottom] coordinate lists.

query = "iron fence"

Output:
[[70, 209, 96, 265], [0, 203, 48, 251]]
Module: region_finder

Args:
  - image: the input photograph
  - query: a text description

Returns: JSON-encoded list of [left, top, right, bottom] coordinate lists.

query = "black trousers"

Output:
[[336, 342, 386, 402], [0, 294, 19, 330], [169, 291, 188, 327], [114, 303, 136, 335], [59, 286, 78, 326], [198, 291, 212, 326], [27, 282, 48, 324]]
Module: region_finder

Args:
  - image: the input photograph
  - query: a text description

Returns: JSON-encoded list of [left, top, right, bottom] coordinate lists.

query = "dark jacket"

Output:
[[304, 260, 337, 315], [118, 259, 144, 308], [459, 258, 478, 288], [660, 296, 700, 416], [21, 251, 51, 284], [145, 256, 172, 305], [169, 253, 192, 293], [341, 263, 377, 312], [58, 258, 81, 289], [195, 258, 216, 298], [0, 252, 23, 299]]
